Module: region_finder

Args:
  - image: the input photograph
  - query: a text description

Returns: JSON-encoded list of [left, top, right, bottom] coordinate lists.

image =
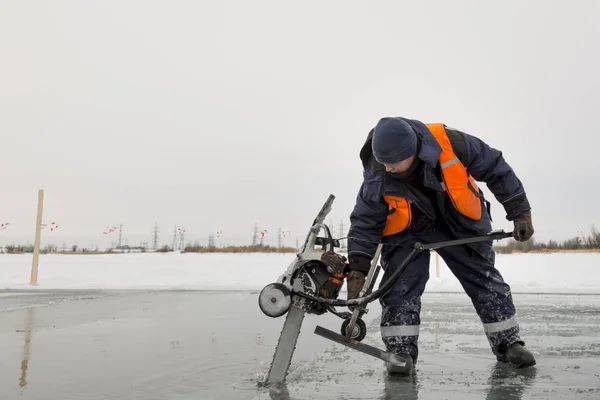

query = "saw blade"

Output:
[[266, 304, 305, 384]]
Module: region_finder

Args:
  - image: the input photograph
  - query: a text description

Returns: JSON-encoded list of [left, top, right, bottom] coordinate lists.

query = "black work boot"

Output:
[[497, 343, 536, 368], [386, 353, 414, 377]]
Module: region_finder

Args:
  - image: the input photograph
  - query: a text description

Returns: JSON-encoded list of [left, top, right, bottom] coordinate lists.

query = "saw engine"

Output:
[[302, 255, 347, 311], [258, 237, 348, 317]]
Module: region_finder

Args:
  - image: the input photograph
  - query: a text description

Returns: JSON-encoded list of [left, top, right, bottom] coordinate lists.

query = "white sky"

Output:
[[1, 1, 598, 249]]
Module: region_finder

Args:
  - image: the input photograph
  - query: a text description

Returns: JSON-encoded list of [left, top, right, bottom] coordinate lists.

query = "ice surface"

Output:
[[1, 251, 598, 294], [3, 290, 599, 400]]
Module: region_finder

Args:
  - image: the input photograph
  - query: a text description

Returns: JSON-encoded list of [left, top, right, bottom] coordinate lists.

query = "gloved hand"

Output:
[[346, 270, 366, 312], [513, 211, 534, 242], [346, 254, 372, 309], [347, 270, 366, 301]]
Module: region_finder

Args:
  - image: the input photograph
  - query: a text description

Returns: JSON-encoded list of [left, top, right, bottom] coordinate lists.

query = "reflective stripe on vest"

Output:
[[382, 123, 482, 236]]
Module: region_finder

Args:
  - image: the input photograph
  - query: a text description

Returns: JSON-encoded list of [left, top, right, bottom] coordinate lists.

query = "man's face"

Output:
[[384, 154, 416, 173]]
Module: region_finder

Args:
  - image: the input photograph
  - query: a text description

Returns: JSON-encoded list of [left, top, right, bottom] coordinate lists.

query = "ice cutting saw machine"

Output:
[[258, 194, 513, 384]]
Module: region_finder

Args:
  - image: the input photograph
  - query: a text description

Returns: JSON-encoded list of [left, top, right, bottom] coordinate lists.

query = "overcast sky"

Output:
[[1, 1, 598, 249]]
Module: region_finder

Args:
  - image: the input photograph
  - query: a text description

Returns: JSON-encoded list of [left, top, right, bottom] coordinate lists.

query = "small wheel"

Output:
[[341, 318, 367, 341], [258, 283, 291, 318]]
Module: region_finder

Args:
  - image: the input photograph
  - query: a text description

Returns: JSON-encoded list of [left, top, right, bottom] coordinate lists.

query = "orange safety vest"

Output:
[[382, 123, 483, 236]]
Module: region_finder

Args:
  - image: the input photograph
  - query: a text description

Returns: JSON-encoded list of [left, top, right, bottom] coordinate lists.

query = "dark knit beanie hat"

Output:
[[372, 117, 418, 164]]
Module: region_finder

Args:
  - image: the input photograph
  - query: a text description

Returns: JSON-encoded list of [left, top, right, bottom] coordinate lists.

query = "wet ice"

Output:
[[1, 256, 599, 399]]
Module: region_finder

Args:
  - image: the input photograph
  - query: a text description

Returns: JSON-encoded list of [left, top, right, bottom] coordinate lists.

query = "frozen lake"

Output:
[[1, 289, 599, 399]]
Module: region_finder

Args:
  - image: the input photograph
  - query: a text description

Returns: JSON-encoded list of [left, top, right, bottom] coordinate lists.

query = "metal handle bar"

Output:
[[293, 230, 513, 307]]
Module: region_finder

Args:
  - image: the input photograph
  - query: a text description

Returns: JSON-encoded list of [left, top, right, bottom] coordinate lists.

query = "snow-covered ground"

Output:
[[1, 251, 598, 294]]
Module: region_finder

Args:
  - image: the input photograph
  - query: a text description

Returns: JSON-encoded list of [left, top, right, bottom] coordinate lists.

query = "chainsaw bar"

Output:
[[266, 304, 305, 384], [314, 325, 409, 367]]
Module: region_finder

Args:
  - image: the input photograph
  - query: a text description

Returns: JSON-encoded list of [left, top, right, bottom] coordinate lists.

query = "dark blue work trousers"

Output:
[[378, 226, 522, 362]]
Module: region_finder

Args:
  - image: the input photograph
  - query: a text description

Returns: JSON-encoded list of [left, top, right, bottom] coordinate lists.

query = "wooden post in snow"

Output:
[[30, 189, 44, 286], [435, 251, 440, 278]]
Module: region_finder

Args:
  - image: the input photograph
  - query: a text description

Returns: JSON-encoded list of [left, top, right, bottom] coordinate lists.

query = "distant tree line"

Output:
[[0, 243, 297, 254], [2, 244, 35, 254], [494, 225, 600, 253], [1, 244, 103, 254], [182, 244, 297, 253], [4, 226, 600, 255]]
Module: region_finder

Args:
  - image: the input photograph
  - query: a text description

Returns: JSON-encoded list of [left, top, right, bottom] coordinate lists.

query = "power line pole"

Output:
[[252, 222, 259, 246], [118, 223, 123, 249], [179, 227, 185, 250], [277, 226, 282, 249], [171, 226, 177, 251], [152, 223, 159, 251], [339, 219, 345, 249]]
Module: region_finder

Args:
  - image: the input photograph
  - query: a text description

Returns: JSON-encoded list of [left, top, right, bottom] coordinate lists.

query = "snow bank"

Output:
[[427, 252, 600, 294], [0, 252, 598, 294]]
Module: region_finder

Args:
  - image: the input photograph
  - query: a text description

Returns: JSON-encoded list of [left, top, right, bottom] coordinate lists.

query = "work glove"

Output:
[[346, 254, 372, 309], [346, 270, 366, 301], [513, 211, 534, 242]]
